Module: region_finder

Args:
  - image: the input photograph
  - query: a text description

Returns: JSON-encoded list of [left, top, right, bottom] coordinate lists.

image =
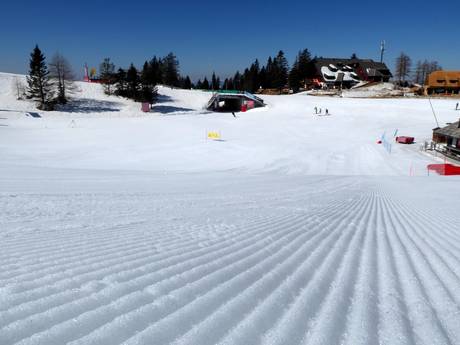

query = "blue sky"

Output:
[[1, 0, 459, 81]]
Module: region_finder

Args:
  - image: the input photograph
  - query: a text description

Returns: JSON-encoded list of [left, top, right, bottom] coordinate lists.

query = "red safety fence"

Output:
[[427, 163, 460, 175]]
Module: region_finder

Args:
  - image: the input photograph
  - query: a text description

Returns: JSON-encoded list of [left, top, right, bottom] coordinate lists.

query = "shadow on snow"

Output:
[[57, 99, 122, 113], [151, 105, 194, 114]]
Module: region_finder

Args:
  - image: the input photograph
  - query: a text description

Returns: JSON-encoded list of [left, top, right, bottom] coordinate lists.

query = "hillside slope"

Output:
[[1, 73, 460, 345]]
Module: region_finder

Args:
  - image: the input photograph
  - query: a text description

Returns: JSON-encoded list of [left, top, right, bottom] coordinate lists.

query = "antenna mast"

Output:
[[380, 40, 386, 63]]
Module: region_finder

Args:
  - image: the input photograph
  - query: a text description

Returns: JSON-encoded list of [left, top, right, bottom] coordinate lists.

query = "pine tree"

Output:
[[114, 68, 127, 97], [250, 59, 260, 92], [265, 57, 274, 89], [211, 72, 219, 90], [202, 77, 210, 90], [27, 45, 52, 110], [289, 57, 302, 92], [227, 78, 234, 90], [99, 58, 116, 95], [233, 72, 242, 90], [183, 76, 192, 89], [126, 64, 140, 99], [258, 66, 266, 90], [140, 61, 157, 104], [289, 49, 312, 92], [163, 52, 180, 87], [273, 50, 289, 92], [196, 79, 203, 89], [148, 56, 162, 86]]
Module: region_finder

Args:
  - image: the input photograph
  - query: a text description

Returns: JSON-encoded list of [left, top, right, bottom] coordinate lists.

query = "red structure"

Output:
[[141, 102, 150, 112], [427, 163, 460, 175], [396, 136, 415, 144], [83, 64, 90, 82]]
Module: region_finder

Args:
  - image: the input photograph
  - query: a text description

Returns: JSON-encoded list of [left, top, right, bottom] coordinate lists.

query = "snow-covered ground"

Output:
[[1, 72, 460, 345]]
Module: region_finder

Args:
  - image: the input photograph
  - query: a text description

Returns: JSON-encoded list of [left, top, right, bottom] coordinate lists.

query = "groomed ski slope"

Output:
[[1, 73, 460, 345]]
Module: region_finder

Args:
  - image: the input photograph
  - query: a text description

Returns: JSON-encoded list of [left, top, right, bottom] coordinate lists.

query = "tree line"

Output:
[[99, 53, 195, 104], [394, 52, 442, 86], [196, 49, 314, 94]]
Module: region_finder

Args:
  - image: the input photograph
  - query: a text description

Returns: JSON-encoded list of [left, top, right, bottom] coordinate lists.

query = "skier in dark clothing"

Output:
[[232, 112, 236, 118], [456, 102, 459, 110]]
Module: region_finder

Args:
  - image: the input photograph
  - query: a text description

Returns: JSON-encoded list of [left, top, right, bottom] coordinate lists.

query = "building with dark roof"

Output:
[[309, 58, 392, 89], [432, 120, 460, 159]]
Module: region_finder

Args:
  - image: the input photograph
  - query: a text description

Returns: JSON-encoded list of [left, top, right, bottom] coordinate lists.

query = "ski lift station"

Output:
[[207, 91, 265, 112]]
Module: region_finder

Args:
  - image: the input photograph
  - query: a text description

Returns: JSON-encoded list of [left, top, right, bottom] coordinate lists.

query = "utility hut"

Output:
[[432, 120, 460, 160], [207, 91, 265, 112]]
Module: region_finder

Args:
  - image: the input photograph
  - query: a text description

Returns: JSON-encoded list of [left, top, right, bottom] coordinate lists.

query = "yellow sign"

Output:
[[207, 131, 221, 140]]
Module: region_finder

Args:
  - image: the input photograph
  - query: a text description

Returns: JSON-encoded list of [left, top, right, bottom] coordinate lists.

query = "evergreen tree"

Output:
[[149, 56, 162, 86], [250, 59, 260, 92], [183, 76, 192, 89], [297, 49, 312, 81], [27, 45, 52, 110], [114, 68, 127, 97], [163, 52, 180, 87], [202, 77, 210, 89], [227, 78, 234, 90], [99, 57, 116, 95], [289, 57, 302, 92], [211, 72, 219, 90], [273, 50, 289, 92], [289, 49, 312, 92], [264, 57, 274, 89], [126, 64, 140, 99], [140, 61, 157, 104], [258, 66, 267, 90], [196, 79, 203, 89], [233, 71, 242, 90]]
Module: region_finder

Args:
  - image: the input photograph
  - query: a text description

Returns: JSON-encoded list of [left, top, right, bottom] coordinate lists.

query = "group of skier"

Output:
[[314, 107, 329, 116]]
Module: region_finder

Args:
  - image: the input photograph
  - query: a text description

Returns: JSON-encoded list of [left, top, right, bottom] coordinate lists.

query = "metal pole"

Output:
[[428, 97, 440, 128]]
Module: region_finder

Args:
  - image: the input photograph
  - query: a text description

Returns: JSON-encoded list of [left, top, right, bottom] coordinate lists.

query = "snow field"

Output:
[[1, 175, 460, 345], [1, 73, 460, 344]]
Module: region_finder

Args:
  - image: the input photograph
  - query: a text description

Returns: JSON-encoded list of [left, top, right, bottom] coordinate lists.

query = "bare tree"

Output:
[[49, 53, 76, 104], [394, 52, 412, 84], [99, 58, 116, 95], [413, 59, 442, 85], [12, 76, 26, 100]]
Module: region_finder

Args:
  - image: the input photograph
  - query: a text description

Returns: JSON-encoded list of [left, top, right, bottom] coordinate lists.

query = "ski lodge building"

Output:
[[309, 58, 392, 89], [207, 91, 265, 112], [425, 71, 460, 95]]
